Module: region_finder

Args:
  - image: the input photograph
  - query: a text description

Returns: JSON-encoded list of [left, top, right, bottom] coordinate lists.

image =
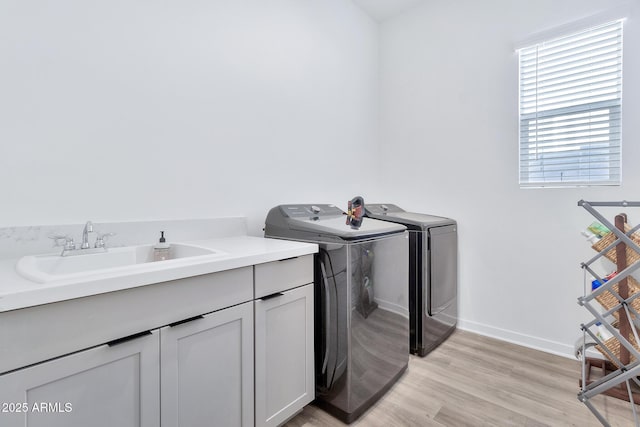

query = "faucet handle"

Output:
[[95, 232, 116, 248], [48, 234, 76, 250]]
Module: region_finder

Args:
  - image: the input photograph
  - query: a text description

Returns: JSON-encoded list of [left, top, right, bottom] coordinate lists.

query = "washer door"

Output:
[[427, 224, 457, 316]]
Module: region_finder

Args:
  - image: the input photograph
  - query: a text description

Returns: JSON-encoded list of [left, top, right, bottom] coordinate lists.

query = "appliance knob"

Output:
[[311, 205, 321, 214]]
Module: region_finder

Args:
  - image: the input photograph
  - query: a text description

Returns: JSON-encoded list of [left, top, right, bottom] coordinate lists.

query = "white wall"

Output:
[[0, 0, 379, 235], [378, 0, 640, 356]]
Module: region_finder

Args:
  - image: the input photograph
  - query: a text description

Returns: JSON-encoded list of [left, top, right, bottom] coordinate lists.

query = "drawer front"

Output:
[[0, 267, 253, 375], [254, 255, 313, 298]]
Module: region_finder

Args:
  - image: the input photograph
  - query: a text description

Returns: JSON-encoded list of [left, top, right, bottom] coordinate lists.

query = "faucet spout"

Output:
[[81, 221, 94, 249]]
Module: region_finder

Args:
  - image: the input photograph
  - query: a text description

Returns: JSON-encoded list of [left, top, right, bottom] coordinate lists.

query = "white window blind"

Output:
[[518, 20, 623, 187]]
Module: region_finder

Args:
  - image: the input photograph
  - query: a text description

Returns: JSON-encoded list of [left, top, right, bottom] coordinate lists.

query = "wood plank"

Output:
[[284, 330, 638, 426]]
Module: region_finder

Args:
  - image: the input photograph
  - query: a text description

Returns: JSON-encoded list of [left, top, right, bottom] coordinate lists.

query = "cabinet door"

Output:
[[255, 284, 314, 427], [160, 301, 254, 427], [0, 330, 160, 427]]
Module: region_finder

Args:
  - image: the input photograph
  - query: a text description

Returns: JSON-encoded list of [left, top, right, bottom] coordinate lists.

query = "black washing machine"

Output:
[[365, 203, 457, 356]]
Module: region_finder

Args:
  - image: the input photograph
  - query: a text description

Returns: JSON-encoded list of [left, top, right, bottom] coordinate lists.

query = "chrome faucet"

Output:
[[49, 221, 112, 256], [81, 221, 94, 249]]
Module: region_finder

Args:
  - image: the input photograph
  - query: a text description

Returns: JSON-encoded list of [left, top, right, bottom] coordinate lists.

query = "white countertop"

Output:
[[0, 236, 318, 313]]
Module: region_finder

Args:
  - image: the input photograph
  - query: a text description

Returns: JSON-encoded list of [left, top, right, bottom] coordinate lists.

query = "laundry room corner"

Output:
[[375, 0, 640, 358]]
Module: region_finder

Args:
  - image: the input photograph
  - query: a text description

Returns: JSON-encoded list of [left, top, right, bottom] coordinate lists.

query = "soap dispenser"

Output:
[[154, 231, 170, 261]]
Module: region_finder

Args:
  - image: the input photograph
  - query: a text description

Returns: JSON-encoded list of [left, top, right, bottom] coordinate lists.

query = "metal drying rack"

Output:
[[578, 200, 640, 426]]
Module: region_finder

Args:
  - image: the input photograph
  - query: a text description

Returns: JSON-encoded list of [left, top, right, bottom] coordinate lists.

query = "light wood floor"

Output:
[[284, 330, 637, 426]]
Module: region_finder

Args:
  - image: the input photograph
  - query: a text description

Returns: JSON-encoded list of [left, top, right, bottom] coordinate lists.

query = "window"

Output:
[[518, 20, 623, 187]]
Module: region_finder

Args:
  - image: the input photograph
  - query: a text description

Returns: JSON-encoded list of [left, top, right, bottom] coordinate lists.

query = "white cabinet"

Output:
[[254, 256, 314, 427], [0, 254, 316, 427], [160, 302, 254, 427], [0, 330, 160, 427]]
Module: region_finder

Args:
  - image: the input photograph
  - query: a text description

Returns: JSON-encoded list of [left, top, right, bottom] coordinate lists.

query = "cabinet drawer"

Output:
[[254, 255, 313, 298]]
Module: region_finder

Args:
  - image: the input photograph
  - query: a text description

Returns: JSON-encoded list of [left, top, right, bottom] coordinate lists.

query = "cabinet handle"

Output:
[[277, 256, 298, 262], [107, 330, 152, 347], [260, 292, 284, 301], [169, 315, 204, 327]]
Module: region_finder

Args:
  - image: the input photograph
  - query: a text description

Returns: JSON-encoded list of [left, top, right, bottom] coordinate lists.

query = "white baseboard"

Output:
[[458, 318, 576, 359]]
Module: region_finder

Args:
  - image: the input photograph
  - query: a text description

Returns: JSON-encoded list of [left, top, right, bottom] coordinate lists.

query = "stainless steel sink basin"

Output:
[[16, 243, 222, 283]]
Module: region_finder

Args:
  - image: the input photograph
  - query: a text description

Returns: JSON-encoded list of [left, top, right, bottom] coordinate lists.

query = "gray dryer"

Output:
[[365, 204, 457, 356]]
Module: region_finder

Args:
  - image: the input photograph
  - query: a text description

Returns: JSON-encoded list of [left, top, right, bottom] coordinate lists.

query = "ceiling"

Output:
[[352, 0, 427, 22]]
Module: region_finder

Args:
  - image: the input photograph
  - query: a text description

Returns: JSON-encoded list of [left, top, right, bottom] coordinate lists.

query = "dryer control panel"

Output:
[[365, 204, 404, 216], [278, 204, 344, 218]]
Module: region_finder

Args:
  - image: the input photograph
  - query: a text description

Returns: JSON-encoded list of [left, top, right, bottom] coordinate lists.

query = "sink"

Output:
[[16, 243, 222, 284]]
